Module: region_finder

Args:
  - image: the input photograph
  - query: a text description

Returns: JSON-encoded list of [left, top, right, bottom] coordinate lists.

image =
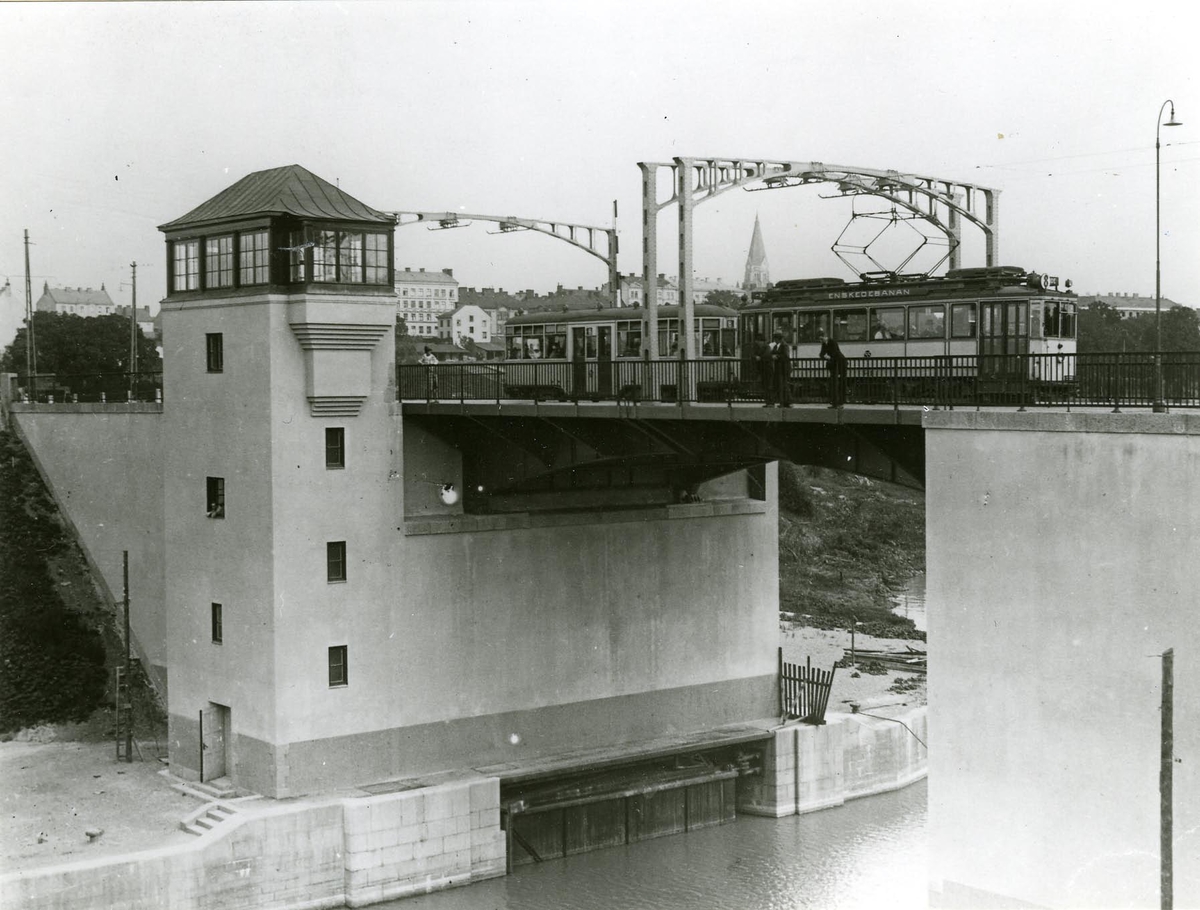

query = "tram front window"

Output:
[[797, 311, 830, 343]]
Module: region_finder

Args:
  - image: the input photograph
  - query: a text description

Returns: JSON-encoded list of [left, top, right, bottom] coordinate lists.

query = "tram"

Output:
[[740, 266, 1078, 391], [503, 304, 739, 399]]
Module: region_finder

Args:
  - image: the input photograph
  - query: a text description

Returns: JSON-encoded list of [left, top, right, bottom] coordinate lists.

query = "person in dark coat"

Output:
[[818, 330, 846, 407], [769, 332, 792, 407], [755, 337, 775, 406]]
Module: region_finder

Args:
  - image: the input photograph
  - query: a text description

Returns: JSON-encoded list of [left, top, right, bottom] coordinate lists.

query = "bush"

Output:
[[0, 429, 107, 732]]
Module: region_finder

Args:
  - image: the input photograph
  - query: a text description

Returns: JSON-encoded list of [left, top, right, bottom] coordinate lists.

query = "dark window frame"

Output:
[[325, 428, 345, 469], [206, 333, 224, 373], [206, 477, 225, 519], [173, 239, 200, 292], [238, 228, 271, 286], [205, 234, 235, 289], [327, 541, 347, 582], [211, 602, 223, 644], [328, 645, 348, 687]]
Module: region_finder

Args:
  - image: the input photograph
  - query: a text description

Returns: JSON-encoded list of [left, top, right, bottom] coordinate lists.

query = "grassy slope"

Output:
[[0, 428, 163, 739], [777, 462, 925, 640]]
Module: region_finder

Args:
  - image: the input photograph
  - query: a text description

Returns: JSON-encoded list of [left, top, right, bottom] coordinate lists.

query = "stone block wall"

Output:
[[0, 777, 505, 910], [739, 707, 927, 817], [342, 777, 505, 908]]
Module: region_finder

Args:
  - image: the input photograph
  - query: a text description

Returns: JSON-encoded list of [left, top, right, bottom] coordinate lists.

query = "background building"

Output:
[[1077, 290, 1185, 318], [437, 303, 491, 346], [35, 282, 117, 317], [395, 266, 458, 337]]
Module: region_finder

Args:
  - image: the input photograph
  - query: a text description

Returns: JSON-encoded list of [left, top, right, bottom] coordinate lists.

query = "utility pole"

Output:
[[1161, 647, 1173, 910], [128, 262, 138, 401], [23, 229, 36, 399]]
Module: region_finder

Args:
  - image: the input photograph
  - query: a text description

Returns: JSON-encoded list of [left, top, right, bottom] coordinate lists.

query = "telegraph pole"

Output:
[[128, 262, 138, 401], [23, 230, 36, 398], [1160, 647, 1173, 910]]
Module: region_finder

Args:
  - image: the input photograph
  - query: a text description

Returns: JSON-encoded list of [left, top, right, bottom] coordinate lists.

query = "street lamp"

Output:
[[1154, 99, 1182, 413]]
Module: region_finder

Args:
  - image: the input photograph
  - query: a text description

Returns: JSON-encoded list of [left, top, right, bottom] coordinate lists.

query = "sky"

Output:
[[1, 0, 1196, 316]]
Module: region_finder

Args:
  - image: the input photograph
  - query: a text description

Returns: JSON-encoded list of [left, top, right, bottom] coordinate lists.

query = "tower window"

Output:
[[211, 603, 223, 644], [206, 477, 225, 519], [239, 229, 270, 285], [206, 333, 224, 372], [328, 645, 348, 687], [327, 541, 346, 582], [205, 235, 234, 288], [325, 428, 345, 469], [173, 240, 199, 291]]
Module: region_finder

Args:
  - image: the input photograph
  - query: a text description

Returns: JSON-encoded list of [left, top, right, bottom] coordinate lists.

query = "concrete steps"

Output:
[[179, 802, 238, 837]]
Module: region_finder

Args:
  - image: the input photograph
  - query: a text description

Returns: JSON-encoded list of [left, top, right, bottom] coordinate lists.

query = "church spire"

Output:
[[743, 214, 769, 290]]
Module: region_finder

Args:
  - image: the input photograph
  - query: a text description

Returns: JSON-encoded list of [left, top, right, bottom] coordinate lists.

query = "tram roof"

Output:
[[506, 304, 738, 327], [744, 267, 1076, 312]]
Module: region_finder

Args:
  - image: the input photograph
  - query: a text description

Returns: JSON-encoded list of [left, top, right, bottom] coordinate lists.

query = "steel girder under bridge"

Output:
[[639, 156, 1001, 360], [403, 403, 924, 514]]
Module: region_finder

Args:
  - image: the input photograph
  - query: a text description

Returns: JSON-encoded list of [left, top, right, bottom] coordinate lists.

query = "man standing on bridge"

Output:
[[763, 333, 792, 408], [818, 330, 846, 408]]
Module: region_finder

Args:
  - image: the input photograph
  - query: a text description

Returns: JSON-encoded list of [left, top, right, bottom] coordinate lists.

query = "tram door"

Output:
[[979, 301, 1028, 377], [570, 325, 615, 398]]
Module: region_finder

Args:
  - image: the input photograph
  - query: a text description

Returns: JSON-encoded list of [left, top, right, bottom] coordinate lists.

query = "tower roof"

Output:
[[747, 214, 767, 266], [158, 164, 394, 231]]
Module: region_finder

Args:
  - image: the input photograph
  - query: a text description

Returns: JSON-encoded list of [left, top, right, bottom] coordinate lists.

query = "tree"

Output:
[[1, 312, 160, 377], [1077, 302, 1200, 353], [704, 289, 748, 309], [394, 316, 421, 364]]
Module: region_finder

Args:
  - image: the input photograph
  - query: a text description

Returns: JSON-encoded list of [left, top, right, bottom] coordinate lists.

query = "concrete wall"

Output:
[[925, 411, 1200, 910], [739, 706, 928, 817], [0, 776, 505, 910], [9, 404, 167, 692]]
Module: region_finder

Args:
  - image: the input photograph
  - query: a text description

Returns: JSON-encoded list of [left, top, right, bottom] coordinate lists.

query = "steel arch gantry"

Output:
[[638, 157, 1001, 359], [393, 211, 619, 306]]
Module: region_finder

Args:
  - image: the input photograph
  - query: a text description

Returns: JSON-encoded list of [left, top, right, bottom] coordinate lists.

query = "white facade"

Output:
[[437, 303, 491, 345], [35, 283, 118, 317], [395, 267, 458, 337]]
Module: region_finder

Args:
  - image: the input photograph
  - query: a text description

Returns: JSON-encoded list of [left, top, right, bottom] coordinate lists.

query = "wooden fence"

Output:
[[779, 648, 836, 725]]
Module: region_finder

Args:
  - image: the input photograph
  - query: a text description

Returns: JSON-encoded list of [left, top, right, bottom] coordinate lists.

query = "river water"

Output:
[[384, 779, 927, 910], [890, 572, 927, 632]]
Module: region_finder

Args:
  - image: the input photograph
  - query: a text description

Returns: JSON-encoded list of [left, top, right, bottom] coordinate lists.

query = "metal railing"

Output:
[[14, 371, 164, 404], [398, 353, 1200, 410]]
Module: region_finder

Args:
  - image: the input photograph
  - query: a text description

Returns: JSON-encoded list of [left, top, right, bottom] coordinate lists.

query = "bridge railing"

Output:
[[13, 371, 164, 404], [398, 353, 1200, 410]]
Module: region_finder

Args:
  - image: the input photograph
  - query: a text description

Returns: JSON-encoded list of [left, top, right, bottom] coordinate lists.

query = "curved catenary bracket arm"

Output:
[[392, 211, 620, 305], [637, 156, 1001, 359]]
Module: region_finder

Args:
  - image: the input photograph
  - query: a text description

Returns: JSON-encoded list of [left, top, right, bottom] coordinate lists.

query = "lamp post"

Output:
[[1154, 99, 1182, 413]]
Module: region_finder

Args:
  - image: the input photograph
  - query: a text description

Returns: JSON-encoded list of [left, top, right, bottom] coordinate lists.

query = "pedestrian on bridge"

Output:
[[766, 332, 792, 408], [818, 330, 846, 408], [419, 346, 439, 400]]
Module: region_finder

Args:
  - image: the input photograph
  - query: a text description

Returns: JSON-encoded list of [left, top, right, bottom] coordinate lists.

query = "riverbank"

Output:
[[778, 462, 925, 640]]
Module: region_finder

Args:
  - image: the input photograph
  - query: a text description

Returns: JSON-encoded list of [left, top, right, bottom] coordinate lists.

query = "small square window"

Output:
[[325, 428, 345, 469], [206, 477, 225, 519], [328, 645, 348, 687], [327, 541, 346, 582], [211, 603, 223, 644], [206, 333, 224, 373]]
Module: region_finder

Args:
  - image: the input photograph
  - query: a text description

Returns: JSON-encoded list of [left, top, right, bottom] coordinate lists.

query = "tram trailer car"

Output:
[[741, 266, 1077, 400], [503, 304, 740, 400]]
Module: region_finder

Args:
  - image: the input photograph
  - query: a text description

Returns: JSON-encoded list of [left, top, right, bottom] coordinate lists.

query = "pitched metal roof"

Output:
[[37, 285, 116, 308], [159, 164, 395, 231]]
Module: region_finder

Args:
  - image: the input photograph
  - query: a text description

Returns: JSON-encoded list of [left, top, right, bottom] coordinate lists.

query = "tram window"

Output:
[[870, 307, 905, 340], [720, 325, 737, 357], [833, 308, 868, 342], [908, 305, 946, 339], [617, 321, 641, 357], [659, 319, 680, 356], [1060, 303, 1076, 339], [951, 303, 977, 338], [796, 311, 830, 343], [771, 313, 794, 344], [546, 331, 567, 359], [699, 318, 724, 355], [1043, 302, 1059, 338], [507, 334, 523, 359], [524, 336, 543, 359]]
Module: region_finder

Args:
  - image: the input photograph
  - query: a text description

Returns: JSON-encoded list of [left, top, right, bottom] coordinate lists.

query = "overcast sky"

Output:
[[1, 1, 1195, 313]]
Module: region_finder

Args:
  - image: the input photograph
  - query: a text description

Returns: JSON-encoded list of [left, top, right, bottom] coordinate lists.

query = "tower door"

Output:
[[200, 703, 229, 782]]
